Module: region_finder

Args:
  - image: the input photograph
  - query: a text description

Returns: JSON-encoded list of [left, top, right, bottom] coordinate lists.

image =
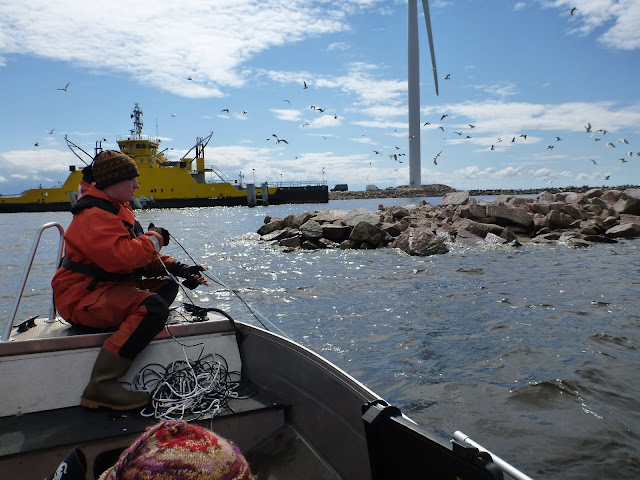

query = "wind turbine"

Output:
[[408, 0, 439, 187]]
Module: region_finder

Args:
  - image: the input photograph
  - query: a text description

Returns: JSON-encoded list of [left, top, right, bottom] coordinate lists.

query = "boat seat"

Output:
[[0, 388, 288, 479]]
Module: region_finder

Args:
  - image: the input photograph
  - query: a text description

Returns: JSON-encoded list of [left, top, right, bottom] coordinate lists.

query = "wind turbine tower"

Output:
[[408, 0, 439, 187]]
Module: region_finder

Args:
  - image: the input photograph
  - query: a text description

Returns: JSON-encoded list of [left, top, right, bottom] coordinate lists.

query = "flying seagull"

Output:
[[443, 74, 450, 80], [605, 142, 615, 148], [48, 128, 55, 134], [555, 136, 562, 141], [570, 7, 577, 16], [283, 99, 291, 104], [590, 159, 598, 165], [440, 113, 448, 121], [604, 175, 610, 180], [546, 145, 554, 150], [584, 122, 592, 133], [221, 108, 229, 113], [57, 82, 70, 92], [597, 129, 607, 135], [303, 81, 308, 89], [618, 138, 629, 144], [620, 158, 628, 163], [34, 141, 39, 147], [272, 134, 288, 144]]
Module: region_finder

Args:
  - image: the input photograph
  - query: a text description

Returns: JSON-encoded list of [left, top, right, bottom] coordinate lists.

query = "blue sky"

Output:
[[1, 0, 639, 194]]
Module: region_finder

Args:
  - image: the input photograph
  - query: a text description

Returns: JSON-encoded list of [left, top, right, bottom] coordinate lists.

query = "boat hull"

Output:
[[0, 185, 329, 213]]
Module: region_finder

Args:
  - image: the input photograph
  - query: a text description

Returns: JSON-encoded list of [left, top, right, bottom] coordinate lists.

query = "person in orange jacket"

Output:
[[52, 150, 208, 411]]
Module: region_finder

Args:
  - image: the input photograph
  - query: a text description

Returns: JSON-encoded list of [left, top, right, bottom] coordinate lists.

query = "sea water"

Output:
[[1, 198, 639, 479]]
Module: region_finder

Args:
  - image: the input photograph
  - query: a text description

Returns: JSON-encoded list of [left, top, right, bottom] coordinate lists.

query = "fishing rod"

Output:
[[65, 136, 93, 166], [164, 233, 291, 340]]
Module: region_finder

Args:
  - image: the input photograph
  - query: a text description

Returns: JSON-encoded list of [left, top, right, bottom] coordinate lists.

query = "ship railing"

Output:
[[116, 134, 160, 143], [1, 222, 65, 342]]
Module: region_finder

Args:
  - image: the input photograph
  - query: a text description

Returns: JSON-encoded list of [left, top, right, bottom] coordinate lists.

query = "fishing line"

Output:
[[168, 233, 292, 339]]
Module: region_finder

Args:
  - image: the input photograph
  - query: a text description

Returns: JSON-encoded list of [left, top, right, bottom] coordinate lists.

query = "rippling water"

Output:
[[2, 198, 639, 479]]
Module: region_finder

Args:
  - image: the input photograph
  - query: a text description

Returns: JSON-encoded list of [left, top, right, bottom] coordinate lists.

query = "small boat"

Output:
[[0, 104, 328, 213], [0, 223, 532, 480]]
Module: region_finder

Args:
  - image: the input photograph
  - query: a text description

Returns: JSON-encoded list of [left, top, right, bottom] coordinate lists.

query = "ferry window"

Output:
[[160, 189, 164, 192]]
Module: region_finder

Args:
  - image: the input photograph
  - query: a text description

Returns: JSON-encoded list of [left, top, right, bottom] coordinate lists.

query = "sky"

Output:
[[1, 0, 639, 194]]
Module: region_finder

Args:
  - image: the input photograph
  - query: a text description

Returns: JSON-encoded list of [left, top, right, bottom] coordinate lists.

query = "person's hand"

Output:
[[148, 223, 170, 246], [170, 262, 208, 289]]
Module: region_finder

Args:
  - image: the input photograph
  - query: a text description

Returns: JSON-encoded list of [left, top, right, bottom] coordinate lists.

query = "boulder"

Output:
[[455, 228, 484, 245], [442, 191, 470, 206], [321, 224, 352, 243], [342, 208, 383, 227], [299, 219, 324, 239], [606, 223, 640, 239], [612, 197, 640, 215], [390, 227, 448, 256], [486, 204, 534, 228], [349, 221, 386, 247], [257, 219, 285, 236]]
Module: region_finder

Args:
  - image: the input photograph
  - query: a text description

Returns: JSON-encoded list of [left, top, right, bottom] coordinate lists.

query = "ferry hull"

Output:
[[0, 186, 329, 213]]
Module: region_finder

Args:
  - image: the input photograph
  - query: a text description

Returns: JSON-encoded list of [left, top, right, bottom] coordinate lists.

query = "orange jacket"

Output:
[[52, 186, 175, 321]]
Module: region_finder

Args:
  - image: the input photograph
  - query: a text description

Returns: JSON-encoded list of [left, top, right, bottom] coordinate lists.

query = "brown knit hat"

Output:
[[92, 150, 140, 189]]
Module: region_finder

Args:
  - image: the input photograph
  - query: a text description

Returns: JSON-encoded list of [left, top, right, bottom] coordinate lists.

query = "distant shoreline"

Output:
[[329, 184, 640, 201]]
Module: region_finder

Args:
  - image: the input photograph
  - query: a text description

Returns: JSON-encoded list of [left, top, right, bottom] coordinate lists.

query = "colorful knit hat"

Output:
[[91, 150, 139, 189], [98, 420, 253, 480]]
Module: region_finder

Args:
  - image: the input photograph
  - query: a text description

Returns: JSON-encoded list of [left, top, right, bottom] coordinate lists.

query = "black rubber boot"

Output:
[[80, 348, 149, 410]]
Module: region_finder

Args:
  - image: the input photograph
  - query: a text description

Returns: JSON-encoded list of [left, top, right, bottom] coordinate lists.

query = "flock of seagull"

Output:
[[41, 70, 634, 185]]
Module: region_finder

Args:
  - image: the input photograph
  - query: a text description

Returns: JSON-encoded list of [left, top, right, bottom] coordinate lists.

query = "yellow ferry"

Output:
[[0, 104, 328, 213]]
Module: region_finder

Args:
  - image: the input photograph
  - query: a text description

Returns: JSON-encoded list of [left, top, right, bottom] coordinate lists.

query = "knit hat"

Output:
[[91, 150, 139, 189], [98, 420, 254, 480]]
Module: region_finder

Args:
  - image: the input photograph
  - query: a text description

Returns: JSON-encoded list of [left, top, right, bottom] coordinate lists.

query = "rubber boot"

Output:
[[81, 348, 149, 410]]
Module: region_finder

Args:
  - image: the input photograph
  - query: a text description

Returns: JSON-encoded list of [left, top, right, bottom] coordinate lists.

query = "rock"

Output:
[[321, 224, 352, 243], [284, 212, 313, 229], [279, 235, 302, 248], [257, 219, 285, 235], [486, 204, 534, 228], [606, 223, 640, 239], [455, 228, 484, 245], [300, 219, 324, 239], [485, 232, 508, 245], [390, 227, 448, 256], [545, 210, 574, 229], [620, 214, 640, 225], [342, 208, 383, 227], [582, 235, 617, 244], [349, 221, 385, 247], [459, 203, 487, 220], [612, 197, 640, 215], [601, 190, 624, 205], [566, 237, 591, 248], [442, 191, 470, 205], [584, 188, 604, 198]]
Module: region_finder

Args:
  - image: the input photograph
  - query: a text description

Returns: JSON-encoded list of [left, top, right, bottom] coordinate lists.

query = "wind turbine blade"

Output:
[[422, 0, 439, 96]]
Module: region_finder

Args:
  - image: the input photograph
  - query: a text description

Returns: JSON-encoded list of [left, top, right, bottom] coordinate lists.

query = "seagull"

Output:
[[187, 76, 193, 81], [440, 113, 448, 121], [570, 7, 578, 16], [171, 113, 177, 117], [490, 145, 495, 151], [283, 99, 291, 104], [48, 128, 55, 134], [221, 108, 230, 113], [34, 141, 39, 146], [454, 130, 463, 136], [618, 138, 629, 144], [334, 114, 338, 119], [597, 129, 607, 135], [511, 137, 516, 143], [389, 154, 398, 162], [620, 158, 628, 163], [605, 142, 616, 148], [438, 126, 444, 132], [57, 82, 70, 92], [468, 124, 476, 128], [433, 150, 442, 165], [555, 136, 562, 141], [519, 134, 527, 139], [584, 122, 592, 133], [316, 108, 325, 113], [423, 122, 431, 126], [443, 74, 451, 80], [242, 111, 248, 114], [590, 159, 598, 165], [546, 145, 554, 150], [272, 134, 288, 144], [303, 81, 308, 89], [593, 138, 601, 142], [373, 149, 381, 155], [604, 175, 610, 180], [302, 123, 310, 127], [627, 151, 633, 156]]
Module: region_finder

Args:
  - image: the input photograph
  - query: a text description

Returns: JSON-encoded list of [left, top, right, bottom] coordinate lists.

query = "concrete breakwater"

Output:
[[257, 188, 640, 256]]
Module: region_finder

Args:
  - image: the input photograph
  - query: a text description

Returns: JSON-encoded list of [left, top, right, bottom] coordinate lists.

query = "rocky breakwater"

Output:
[[256, 188, 640, 256]]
